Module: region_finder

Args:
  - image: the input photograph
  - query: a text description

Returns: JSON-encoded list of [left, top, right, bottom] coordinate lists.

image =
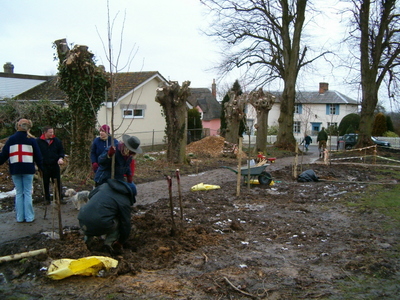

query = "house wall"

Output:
[[97, 78, 166, 145], [202, 119, 220, 136]]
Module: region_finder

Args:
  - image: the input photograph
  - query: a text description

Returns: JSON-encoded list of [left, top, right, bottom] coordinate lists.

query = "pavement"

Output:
[[0, 146, 321, 244]]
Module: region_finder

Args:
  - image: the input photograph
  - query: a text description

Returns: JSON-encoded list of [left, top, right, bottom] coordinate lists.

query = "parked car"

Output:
[[337, 134, 391, 150]]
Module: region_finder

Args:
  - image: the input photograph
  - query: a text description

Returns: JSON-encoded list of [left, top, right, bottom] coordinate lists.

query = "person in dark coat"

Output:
[[317, 127, 328, 158], [78, 178, 137, 254], [301, 134, 312, 151], [90, 124, 118, 174], [37, 126, 65, 203], [94, 135, 142, 186], [0, 119, 43, 222]]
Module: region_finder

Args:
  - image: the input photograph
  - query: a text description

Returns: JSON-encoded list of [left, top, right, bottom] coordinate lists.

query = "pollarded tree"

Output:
[[54, 39, 109, 179], [347, 0, 400, 147], [223, 80, 246, 144], [201, 0, 329, 150], [156, 81, 191, 163], [247, 88, 275, 153]]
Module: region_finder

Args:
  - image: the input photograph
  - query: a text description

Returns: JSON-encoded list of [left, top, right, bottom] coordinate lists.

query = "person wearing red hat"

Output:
[[90, 125, 118, 174]]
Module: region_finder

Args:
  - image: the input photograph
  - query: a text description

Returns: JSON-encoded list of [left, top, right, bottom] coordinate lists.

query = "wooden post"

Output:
[[53, 179, 63, 240], [176, 169, 183, 220], [236, 137, 243, 197], [0, 248, 47, 263], [293, 143, 298, 179]]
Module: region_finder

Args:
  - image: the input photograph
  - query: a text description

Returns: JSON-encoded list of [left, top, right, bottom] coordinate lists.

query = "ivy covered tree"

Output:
[[372, 112, 387, 136], [54, 39, 109, 179], [187, 108, 202, 143], [219, 94, 229, 138], [224, 80, 246, 145], [156, 81, 191, 163]]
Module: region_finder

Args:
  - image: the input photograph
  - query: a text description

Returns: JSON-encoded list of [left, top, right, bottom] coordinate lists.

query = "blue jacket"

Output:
[[0, 131, 43, 175], [78, 179, 136, 243], [90, 136, 118, 164], [94, 146, 132, 185]]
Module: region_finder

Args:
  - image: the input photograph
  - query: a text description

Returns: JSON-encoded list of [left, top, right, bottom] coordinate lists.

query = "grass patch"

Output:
[[345, 183, 400, 228]]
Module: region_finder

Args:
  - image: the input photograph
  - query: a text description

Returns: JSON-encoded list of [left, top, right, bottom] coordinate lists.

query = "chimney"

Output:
[[319, 82, 329, 94], [211, 79, 216, 97], [3, 62, 14, 74]]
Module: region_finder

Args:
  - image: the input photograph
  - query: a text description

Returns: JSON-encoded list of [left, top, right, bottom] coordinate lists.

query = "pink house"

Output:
[[188, 80, 221, 136]]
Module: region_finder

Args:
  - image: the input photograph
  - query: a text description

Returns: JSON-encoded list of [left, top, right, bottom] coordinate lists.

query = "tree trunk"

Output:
[[156, 81, 190, 164], [224, 92, 246, 145], [357, 76, 379, 147], [276, 83, 296, 150], [248, 89, 275, 154]]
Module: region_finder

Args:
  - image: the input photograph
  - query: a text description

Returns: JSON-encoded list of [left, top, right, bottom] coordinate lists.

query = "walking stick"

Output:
[[175, 169, 183, 220], [165, 175, 177, 236], [41, 172, 49, 220]]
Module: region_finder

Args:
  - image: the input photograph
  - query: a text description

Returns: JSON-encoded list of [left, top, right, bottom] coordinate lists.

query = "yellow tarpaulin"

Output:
[[47, 256, 118, 280], [190, 183, 221, 191]]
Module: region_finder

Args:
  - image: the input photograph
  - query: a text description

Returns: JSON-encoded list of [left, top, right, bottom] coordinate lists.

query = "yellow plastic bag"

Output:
[[47, 256, 118, 280], [190, 183, 221, 191]]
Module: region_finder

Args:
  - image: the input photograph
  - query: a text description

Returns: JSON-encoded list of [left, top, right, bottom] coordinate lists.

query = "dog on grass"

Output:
[[65, 189, 90, 211]]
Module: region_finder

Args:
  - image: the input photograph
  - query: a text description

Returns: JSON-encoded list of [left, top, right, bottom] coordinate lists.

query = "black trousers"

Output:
[[42, 163, 62, 202]]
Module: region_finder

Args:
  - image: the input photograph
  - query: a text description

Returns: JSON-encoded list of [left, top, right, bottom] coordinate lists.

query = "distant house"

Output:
[[7, 63, 220, 145], [246, 82, 359, 140], [187, 79, 221, 136]]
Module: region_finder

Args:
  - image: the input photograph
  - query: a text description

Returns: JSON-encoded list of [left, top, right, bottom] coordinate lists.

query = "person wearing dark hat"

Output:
[[90, 124, 118, 174], [94, 134, 142, 186], [78, 178, 137, 255]]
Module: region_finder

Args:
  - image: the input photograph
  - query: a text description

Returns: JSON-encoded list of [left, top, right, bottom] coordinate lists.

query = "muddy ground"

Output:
[[0, 142, 399, 299]]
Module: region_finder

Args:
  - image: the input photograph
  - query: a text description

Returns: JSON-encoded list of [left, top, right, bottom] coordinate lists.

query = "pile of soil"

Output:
[[0, 146, 399, 299], [186, 136, 226, 157]]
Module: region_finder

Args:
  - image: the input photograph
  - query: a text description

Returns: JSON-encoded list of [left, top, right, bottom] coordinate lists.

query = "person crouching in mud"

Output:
[[78, 178, 137, 255]]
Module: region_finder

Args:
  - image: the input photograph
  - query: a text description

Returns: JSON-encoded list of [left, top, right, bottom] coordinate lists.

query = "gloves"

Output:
[[107, 146, 116, 157], [92, 162, 99, 172], [127, 175, 133, 183]]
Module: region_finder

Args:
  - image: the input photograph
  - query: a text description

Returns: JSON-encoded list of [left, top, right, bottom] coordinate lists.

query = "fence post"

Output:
[[152, 129, 155, 151]]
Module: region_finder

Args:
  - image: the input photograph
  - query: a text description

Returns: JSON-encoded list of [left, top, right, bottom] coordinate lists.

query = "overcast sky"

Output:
[[1, 0, 393, 110]]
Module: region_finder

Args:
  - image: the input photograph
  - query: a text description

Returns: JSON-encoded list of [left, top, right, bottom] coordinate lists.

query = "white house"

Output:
[[245, 82, 359, 140]]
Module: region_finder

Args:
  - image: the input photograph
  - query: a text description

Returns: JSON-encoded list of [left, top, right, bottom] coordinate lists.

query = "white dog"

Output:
[[65, 189, 90, 211]]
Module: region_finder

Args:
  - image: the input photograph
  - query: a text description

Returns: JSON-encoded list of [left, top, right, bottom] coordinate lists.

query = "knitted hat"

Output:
[[100, 124, 110, 134]]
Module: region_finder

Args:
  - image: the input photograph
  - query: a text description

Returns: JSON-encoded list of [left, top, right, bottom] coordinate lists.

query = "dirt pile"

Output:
[[186, 135, 225, 157]]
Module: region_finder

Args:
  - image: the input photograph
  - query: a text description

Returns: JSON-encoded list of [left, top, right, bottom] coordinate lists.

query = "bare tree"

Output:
[[247, 88, 275, 153], [347, 0, 400, 147], [201, 0, 329, 150], [155, 81, 191, 164]]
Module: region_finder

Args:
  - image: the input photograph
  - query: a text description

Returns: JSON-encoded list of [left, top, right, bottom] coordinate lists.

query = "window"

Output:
[[327, 122, 337, 128], [294, 104, 303, 114], [326, 104, 339, 115], [122, 105, 146, 119], [293, 121, 301, 133]]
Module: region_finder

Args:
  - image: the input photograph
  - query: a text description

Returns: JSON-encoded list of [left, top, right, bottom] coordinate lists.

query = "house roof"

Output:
[[14, 76, 66, 100], [0, 72, 53, 99], [271, 90, 358, 105], [187, 88, 222, 121], [13, 71, 168, 102]]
